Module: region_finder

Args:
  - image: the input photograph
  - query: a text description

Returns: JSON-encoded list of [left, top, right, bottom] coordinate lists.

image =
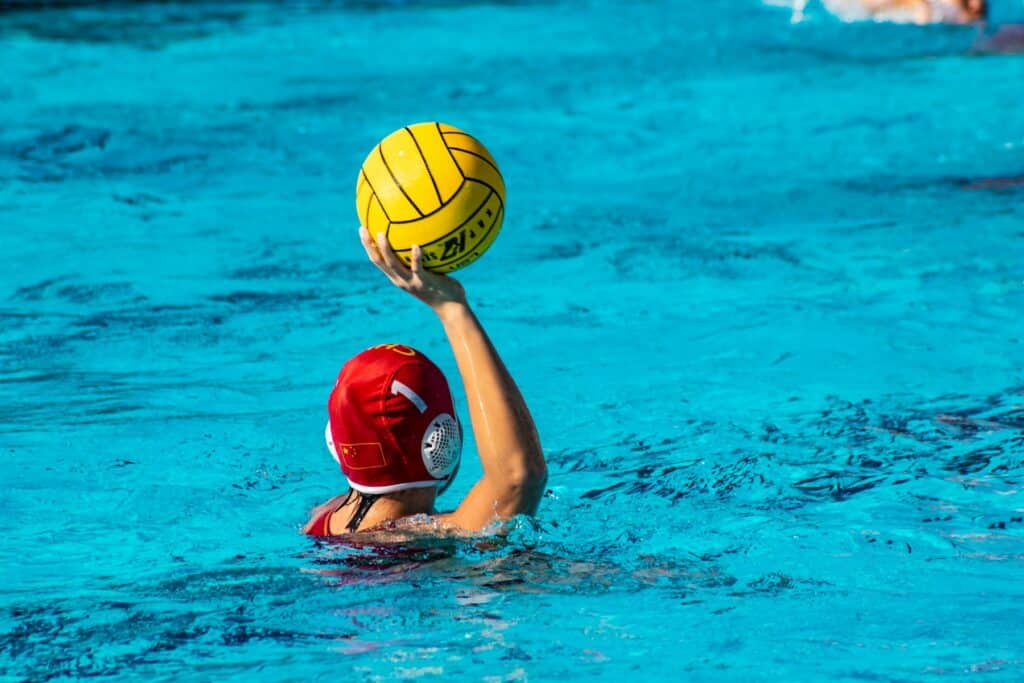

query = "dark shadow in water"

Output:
[[0, 2, 248, 48], [0, 0, 552, 9], [839, 173, 1024, 196], [957, 174, 1024, 191], [560, 388, 1024, 510], [2, 125, 110, 163], [303, 528, 739, 601], [789, 389, 1024, 502], [0, 585, 337, 682], [0, 0, 557, 47]]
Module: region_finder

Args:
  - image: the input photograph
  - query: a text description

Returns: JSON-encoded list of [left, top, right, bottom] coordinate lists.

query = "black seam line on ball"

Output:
[[392, 183, 495, 253], [447, 147, 503, 179], [442, 130, 491, 152], [406, 126, 443, 206], [361, 169, 391, 222], [436, 122, 465, 179], [379, 145, 424, 217], [406, 202, 503, 267], [462, 176, 501, 202], [387, 177, 466, 225], [442, 131, 487, 148], [364, 190, 375, 227], [441, 131, 499, 165]]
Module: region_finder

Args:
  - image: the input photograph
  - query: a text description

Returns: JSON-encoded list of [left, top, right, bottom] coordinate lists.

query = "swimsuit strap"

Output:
[[306, 505, 335, 537], [319, 506, 334, 536], [346, 493, 381, 532], [309, 491, 380, 536]]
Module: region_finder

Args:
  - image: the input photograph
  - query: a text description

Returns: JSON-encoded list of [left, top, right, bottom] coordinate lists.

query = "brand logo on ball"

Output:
[[357, 122, 505, 273]]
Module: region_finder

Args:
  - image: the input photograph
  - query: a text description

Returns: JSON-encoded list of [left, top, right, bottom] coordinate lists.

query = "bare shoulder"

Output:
[[302, 494, 347, 533]]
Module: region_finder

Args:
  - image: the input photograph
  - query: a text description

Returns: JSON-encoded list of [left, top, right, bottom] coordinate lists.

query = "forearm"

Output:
[[435, 301, 545, 490], [357, 228, 547, 524]]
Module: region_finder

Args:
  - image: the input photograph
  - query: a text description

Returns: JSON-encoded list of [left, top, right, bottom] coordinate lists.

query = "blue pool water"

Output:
[[2, 1, 1023, 680]]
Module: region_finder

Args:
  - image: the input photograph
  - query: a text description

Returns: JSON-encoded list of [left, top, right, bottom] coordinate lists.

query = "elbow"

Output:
[[508, 463, 547, 490], [504, 455, 547, 506]]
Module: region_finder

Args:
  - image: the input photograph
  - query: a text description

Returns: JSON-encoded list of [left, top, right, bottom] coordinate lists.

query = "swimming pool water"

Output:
[[2, 1, 1023, 680]]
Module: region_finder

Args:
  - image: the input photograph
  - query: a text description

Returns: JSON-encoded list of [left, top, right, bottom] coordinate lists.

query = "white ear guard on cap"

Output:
[[421, 413, 462, 479], [325, 422, 340, 464]]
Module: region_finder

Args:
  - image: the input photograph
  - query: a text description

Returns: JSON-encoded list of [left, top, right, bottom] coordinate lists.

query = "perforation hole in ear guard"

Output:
[[421, 413, 461, 479]]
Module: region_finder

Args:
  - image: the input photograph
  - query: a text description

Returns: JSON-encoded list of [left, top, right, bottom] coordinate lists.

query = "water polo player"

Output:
[[304, 227, 547, 536], [822, 0, 985, 23]]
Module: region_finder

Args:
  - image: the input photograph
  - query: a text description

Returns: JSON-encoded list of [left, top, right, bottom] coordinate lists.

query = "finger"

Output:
[[410, 244, 424, 278], [360, 226, 385, 266], [365, 229, 399, 278], [376, 232, 412, 279]]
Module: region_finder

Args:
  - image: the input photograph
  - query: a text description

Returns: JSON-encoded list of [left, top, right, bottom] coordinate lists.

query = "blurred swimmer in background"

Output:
[[796, 0, 1023, 52], [811, 0, 986, 23], [303, 228, 547, 537]]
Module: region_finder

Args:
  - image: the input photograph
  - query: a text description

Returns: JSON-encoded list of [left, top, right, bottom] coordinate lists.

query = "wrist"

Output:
[[432, 300, 471, 323]]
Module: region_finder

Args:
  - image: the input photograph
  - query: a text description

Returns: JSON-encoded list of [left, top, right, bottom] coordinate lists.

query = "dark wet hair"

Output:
[[341, 490, 381, 531]]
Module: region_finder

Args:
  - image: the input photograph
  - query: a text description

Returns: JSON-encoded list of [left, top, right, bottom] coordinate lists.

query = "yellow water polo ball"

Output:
[[356, 122, 506, 273]]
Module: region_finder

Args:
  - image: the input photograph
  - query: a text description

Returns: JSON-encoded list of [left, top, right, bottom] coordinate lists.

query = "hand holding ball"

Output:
[[356, 122, 505, 273]]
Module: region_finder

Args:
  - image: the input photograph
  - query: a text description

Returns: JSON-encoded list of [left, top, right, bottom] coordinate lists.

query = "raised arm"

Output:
[[359, 228, 547, 530], [433, 298, 546, 529]]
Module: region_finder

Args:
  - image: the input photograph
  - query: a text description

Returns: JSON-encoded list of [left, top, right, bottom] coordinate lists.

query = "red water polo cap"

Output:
[[326, 344, 462, 494]]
